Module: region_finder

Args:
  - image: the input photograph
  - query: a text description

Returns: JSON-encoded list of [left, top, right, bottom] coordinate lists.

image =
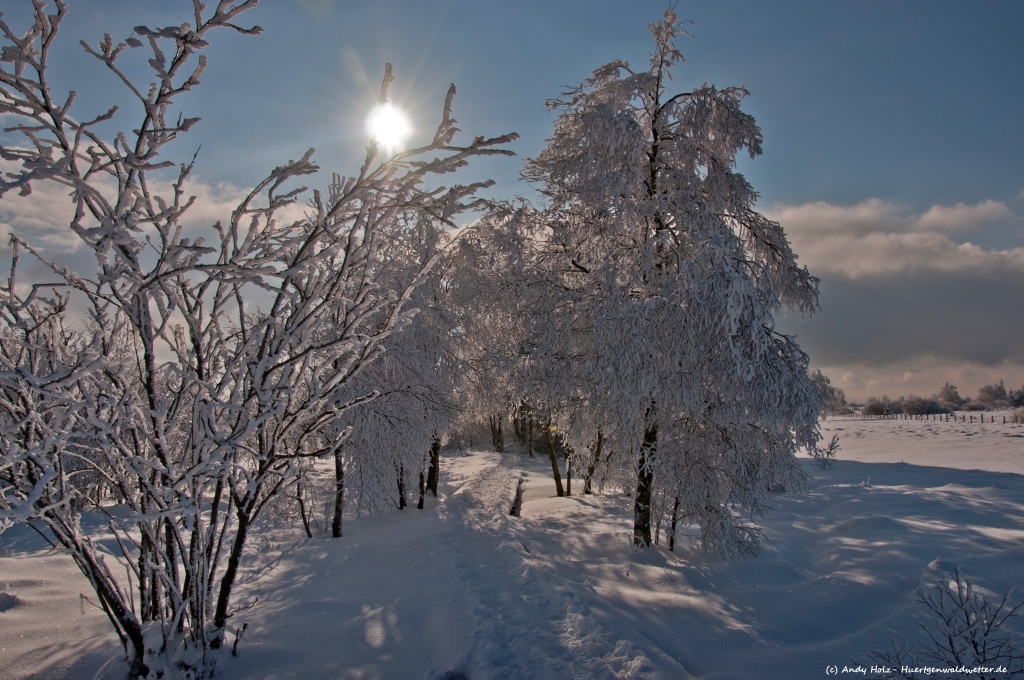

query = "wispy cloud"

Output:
[[0, 178, 80, 252], [912, 200, 1011, 233], [766, 199, 1023, 277]]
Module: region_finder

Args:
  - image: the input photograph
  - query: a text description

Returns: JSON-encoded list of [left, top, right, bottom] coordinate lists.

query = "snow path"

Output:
[[434, 452, 683, 680], [214, 449, 682, 680]]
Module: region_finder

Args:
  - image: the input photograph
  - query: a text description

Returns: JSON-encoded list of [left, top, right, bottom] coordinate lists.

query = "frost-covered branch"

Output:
[[0, 2, 515, 677]]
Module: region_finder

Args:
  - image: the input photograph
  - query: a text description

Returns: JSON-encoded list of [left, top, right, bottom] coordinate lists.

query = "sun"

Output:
[[367, 102, 411, 152]]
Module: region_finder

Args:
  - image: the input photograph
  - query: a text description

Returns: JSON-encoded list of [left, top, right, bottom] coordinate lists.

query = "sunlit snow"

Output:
[[2, 414, 1022, 679]]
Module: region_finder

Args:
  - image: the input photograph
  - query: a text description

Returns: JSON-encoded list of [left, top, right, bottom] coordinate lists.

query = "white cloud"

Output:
[[912, 200, 1011, 233], [0, 160, 310, 262], [0, 179, 81, 252], [766, 199, 1024, 277]]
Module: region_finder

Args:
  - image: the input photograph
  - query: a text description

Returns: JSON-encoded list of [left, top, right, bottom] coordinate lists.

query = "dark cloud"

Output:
[[779, 269, 1024, 368]]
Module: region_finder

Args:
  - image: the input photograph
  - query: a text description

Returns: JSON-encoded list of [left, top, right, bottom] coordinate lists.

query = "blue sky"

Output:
[[2, 0, 1023, 400]]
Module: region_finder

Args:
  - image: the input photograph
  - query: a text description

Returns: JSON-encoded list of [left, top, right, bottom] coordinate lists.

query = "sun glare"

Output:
[[368, 103, 411, 152]]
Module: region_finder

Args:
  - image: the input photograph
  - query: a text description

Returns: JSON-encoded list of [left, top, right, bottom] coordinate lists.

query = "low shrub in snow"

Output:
[[811, 434, 840, 469], [867, 566, 1023, 679]]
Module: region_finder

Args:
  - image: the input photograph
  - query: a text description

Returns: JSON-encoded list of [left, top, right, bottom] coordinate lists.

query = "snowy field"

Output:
[[2, 415, 1023, 679]]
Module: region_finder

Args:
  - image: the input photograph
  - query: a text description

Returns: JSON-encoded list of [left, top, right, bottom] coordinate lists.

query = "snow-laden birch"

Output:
[[520, 9, 824, 555]]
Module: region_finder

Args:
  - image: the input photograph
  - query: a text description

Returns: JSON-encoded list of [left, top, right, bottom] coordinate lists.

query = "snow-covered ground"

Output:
[[2, 415, 1023, 679]]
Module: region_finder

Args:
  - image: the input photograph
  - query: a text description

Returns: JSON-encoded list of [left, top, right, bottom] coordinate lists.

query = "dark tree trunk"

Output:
[[668, 495, 680, 551], [544, 423, 564, 497], [297, 479, 313, 538], [633, 423, 657, 547], [489, 415, 505, 452], [184, 523, 200, 633], [584, 429, 602, 494], [69, 543, 148, 678], [164, 516, 178, 595], [527, 419, 534, 457], [138, 524, 153, 621], [397, 464, 407, 509], [517, 399, 532, 445], [212, 507, 250, 645], [204, 476, 224, 570], [206, 489, 233, 617], [417, 462, 426, 510], [426, 437, 441, 496], [564, 445, 572, 497], [332, 449, 345, 538]]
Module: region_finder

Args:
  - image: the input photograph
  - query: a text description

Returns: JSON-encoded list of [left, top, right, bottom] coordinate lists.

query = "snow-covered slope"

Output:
[[2, 417, 1022, 679]]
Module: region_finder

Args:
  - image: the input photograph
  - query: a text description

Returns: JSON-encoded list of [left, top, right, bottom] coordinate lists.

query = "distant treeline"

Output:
[[858, 381, 1024, 416]]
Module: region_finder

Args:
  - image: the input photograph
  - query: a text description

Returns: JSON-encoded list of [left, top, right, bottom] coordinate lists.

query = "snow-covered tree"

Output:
[[519, 9, 823, 555], [810, 369, 848, 416], [977, 380, 1009, 408], [326, 209, 461, 534], [447, 203, 591, 494], [443, 207, 534, 449], [936, 382, 968, 409], [0, 2, 514, 677]]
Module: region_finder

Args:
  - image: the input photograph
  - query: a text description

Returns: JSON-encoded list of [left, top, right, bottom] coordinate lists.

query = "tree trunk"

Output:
[[397, 464, 407, 509], [212, 508, 250, 645], [527, 419, 534, 457], [332, 449, 345, 538], [584, 429, 602, 494], [564, 446, 572, 497], [138, 524, 153, 621], [417, 463, 426, 510], [668, 495, 680, 551], [544, 423, 564, 497], [518, 399, 532, 446], [164, 516, 179, 596], [426, 437, 441, 496], [206, 490, 233, 618], [489, 415, 505, 452], [297, 479, 313, 538], [69, 544, 148, 678], [633, 423, 656, 547]]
